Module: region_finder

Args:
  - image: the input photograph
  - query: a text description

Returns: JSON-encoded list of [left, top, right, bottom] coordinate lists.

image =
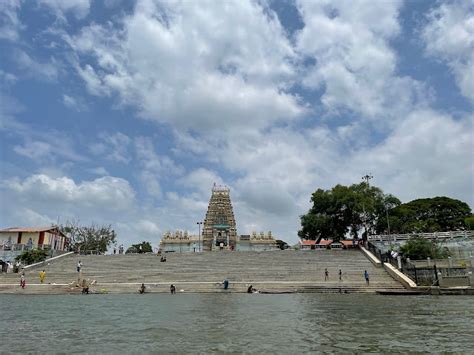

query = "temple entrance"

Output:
[[216, 233, 226, 247], [213, 231, 229, 250]]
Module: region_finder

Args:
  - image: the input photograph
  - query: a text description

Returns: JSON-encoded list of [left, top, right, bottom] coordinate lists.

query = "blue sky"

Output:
[[0, 0, 473, 247]]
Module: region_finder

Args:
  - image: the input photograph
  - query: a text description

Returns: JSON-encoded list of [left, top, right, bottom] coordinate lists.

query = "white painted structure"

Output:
[[159, 230, 279, 252]]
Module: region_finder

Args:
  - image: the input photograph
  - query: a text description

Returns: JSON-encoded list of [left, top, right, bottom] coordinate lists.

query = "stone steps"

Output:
[[0, 250, 405, 293]]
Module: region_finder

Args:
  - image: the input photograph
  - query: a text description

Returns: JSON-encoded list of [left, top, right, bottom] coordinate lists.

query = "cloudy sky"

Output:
[[0, 0, 472, 247]]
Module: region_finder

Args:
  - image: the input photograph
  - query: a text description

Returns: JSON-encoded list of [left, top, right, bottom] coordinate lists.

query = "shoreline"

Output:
[[1, 282, 472, 295]]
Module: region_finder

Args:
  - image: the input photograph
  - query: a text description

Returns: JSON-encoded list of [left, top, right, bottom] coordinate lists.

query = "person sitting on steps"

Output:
[[139, 283, 146, 294], [82, 279, 89, 294], [247, 285, 259, 293]]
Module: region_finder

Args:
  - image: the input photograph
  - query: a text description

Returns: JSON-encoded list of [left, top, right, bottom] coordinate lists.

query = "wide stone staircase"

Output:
[[0, 249, 405, 294]]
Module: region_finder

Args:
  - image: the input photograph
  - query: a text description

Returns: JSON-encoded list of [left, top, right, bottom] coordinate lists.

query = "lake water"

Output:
[[1, 294, 473, 353]]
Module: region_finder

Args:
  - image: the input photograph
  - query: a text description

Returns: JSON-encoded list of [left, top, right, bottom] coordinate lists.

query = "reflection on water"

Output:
[[1, 294, 473, 353]]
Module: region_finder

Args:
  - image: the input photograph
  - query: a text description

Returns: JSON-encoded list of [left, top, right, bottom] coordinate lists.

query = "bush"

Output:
[[126, 241, 153, 254], [15, 249, 49, 265], [400, 236, 450, 260], [465, 216, 474, 230]]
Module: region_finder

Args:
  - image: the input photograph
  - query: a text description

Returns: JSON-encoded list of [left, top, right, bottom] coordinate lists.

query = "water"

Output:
[[1, 294, 473, 353]]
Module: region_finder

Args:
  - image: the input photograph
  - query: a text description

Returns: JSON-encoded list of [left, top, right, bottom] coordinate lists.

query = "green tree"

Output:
[[58, 222, 117, 253], [299, 183, 400, 242], [126, 241, 153, 254], [16, 249, 49, 265], [388, 197, 471, 233], [275, 239, 290, 250], [400, 236, 450, 260], [464, 215, 474, 230]]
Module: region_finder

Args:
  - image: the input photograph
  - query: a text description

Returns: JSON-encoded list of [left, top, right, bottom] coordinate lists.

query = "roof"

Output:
[[340, 240, 357, 246], [0, 226, 67, 238], [318, 239, 333, 246], [300, 240, 316, 245], [1, 226, 56, 233]]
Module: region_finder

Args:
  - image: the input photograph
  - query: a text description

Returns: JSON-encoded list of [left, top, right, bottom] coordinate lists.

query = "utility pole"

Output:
[[361, 174, 373, 244], [362, 173, 373, 186], [386, 206, 391, 236], [197, 222, 203, 252]]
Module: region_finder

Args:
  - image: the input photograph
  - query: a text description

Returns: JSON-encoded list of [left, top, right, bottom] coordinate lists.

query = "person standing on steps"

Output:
[[339, 269, 342, 282], [77, 260, 82, 273], [139, 283, 146, 294], [20, 272, 26, 289], [364, 270, 370, 285], [324, 268, 329, 281], [39, 270, 46, 284], [222, 278, 229, 290], [170, 284, 176, 294]]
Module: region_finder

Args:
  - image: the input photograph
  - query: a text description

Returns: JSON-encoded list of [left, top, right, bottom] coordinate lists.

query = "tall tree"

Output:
[[388, 197, 471, 233], [298, 183, 400, 242], [58, 221, 117, 253]]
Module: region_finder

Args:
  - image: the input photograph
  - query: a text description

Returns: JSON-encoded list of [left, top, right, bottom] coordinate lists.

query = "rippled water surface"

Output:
[[1, 294, 473, 353]]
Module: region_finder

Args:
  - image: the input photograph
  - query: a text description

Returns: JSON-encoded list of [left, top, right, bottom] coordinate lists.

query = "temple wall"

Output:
[[236, 242, 279, 252]]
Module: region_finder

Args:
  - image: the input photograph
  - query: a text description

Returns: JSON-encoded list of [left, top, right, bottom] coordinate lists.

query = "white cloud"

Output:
[[422, 1, 474, 103], [65, 0, 304, 131], [12, 208, 55, 226], [0, 0, 23, 41], [295, 0, 426, 119], [347, 110, 474, 205], [104, 0, 123, 9], [177, 168, 225, 197], [87, 132, 183, 199], [13, 137, 85, 162], [62, 94, 86, 111], [0, 70, 17, 85], [90, 132, 132, 163], [14, 141, 54, 160], [6, 174, 135, 213], [134, 136, 183, 198], [0, 173, 165, 247], [0, 92, 25, 131], [88, 166, 109, 176], [16, 50, 59, 82], [39, 0, 91, 20]]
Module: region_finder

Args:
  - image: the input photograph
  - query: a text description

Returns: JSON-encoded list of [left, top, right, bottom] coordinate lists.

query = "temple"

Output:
[[159, 185, 279, 252], [202, 185, 237, 251]]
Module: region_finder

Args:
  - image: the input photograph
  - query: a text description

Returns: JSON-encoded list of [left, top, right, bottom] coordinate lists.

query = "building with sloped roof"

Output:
[[0, 226, 68, 252]]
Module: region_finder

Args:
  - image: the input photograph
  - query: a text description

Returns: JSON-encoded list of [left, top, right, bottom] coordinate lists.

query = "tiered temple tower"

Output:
[[202, 185, 238, 251]]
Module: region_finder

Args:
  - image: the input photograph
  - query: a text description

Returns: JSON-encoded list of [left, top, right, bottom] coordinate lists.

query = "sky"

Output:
[[0, 0, 473, 247]]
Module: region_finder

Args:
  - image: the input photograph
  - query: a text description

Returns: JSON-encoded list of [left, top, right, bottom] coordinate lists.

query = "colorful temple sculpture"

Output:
[[202, 185, 238, 251], [159, 185, 279, 252]]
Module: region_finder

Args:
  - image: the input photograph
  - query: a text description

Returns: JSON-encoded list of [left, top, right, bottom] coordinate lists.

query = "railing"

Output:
[[368, 230, 473, 242], [0, 243, 55, 251], [0, 244, 27, 251], [78, 249, 104, 255], [409, 258, 472, 268], [368, 241, 472, 286]]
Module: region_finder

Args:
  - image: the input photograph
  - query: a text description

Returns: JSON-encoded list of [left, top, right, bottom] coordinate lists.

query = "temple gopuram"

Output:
[[159, 185, 279, 252]]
